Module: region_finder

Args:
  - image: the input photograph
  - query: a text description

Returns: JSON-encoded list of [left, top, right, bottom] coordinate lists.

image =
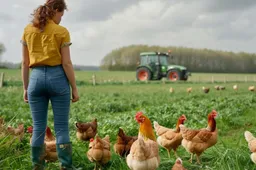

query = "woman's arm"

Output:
[[21, 45, 30, 91], [61, 46, 79, 102], [61, 46, 77, 91]]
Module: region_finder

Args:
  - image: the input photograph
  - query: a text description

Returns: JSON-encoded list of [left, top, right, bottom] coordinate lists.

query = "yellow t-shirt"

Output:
[[21, 20, 72, 67]]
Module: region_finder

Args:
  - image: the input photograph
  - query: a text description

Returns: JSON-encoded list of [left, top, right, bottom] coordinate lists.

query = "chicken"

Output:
[[170, 87, 174, 93], [179, 110, 218, 164], [244, 131, 256, 164], [219, 86, 225, 90], [75, 118, 97, 141], [187, 87, 192, 94], [153, 115, 187, 158], [0, 118, 4, 130], [26, 126, 33, 144], [126, 111, 160, 170], [127, 137, 159, 170], [171, 158, 187, 170], [248, 86, 255, 92], [0, 118, 6, 138], [6, 123, 24, 141], [214, 85, 220, 90], [27, 126, 58, 162], [0, 118, 5, 133], [114, 128, 138, 157], [87, 135, 111, 170], [202, 87, 210, 93], [44, 126, 57, 162], [233, 84, 238, 91]]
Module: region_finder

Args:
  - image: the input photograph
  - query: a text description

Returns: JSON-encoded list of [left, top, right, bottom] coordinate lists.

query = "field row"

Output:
[[1, 69, 256, 83]]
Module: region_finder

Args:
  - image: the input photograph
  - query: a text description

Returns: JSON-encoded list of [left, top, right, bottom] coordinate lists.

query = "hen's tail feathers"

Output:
[[251, 153, 256, 164], [153, 121, 159, 131], [244, 131, 255, 142], [118, 128, 125, 137], [103, 135, 110, 142], [74, 122, 79, 129]]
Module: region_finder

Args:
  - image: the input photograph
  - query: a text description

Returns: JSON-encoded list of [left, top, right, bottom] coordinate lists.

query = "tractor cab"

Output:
[[136, 51, 190, 81]]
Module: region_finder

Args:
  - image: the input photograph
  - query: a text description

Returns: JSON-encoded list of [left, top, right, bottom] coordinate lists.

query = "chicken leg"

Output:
[[173, 150, 178, 158], [94, 163, 103, 170], [189, 154, 194, 163], [94, 163, 98, 170], [166, 149, 171, 158], [196, 154, 201, 164], [166, 149, 178, 159]]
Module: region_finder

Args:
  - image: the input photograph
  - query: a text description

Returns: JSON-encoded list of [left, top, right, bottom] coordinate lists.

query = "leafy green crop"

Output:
[[0, 82, 256, 170]]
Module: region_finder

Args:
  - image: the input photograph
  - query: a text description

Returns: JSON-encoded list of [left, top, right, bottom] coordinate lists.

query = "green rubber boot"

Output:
[[56, 142, 74, 170], [31, 145, 45, 170]]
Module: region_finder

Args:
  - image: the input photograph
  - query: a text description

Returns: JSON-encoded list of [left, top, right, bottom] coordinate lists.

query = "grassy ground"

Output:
[[0, 81, 256, 169], [1, 69, 256, 83]]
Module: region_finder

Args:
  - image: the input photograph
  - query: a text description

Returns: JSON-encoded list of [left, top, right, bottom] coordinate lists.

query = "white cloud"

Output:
[[1, 0, 256, 65]]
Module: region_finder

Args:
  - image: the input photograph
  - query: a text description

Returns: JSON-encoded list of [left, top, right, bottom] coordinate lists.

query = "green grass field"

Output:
[[1, 69, 256, 83], [0, 69, 256, 170]]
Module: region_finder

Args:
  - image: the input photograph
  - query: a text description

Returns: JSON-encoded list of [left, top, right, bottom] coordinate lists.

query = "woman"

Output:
[[21, 0, 79, 169]]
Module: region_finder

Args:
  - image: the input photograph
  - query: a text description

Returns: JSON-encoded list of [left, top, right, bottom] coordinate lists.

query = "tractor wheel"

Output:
[[167, 70, 181, 81], [136, 68, 152, 81]]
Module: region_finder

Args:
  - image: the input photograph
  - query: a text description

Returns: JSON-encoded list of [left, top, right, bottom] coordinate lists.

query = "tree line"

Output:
[[100, 45, 256, 73], [0, 43, 5, 64]]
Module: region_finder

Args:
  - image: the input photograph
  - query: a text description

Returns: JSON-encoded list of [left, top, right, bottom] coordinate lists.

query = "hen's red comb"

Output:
[[90, 138, 94, 142], [180, 114, 187, 120], [135, 111, 143, 119]]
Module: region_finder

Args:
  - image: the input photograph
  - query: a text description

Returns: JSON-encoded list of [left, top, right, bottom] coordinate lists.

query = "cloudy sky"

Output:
[[0, 0, 256, 66]]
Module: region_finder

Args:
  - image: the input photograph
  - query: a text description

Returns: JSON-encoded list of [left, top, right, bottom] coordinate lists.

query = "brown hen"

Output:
[[0, 118, 6, 136], [187, 87, 192, 94], [75, 118, 97, 141], [171, 158, 187, 170], [6, 123, 24, 141], [126, 111, 160, 170], [114, 128, 138, 157], [27, 126, 58, 162], [202, 87, 210, 93], [87, 135, 111, 170], [249, 86, 255, 92], [179, 110, 218, 164], [154, 115, 187, 158], [244, 131, 256, 164]]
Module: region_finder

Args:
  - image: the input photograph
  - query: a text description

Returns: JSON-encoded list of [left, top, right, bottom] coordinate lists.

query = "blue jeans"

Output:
[[28, 65, 71, 146]]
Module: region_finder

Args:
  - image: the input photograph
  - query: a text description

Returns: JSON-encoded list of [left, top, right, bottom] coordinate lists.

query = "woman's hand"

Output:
[[23, 90, 28, 103], [21, 45, 30, 103], [71, 88, 79, 103]]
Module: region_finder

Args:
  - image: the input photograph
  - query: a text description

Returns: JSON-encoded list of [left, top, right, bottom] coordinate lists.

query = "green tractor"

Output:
[[136, 51, 191, 81]]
